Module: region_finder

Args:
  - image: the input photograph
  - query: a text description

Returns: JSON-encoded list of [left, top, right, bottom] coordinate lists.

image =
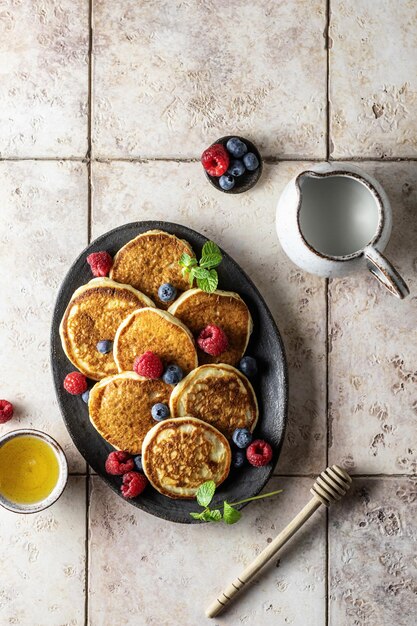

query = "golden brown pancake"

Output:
[[142, 417, 231, 499], [110, 230, 195, 309], [59, 278, 155, 380], [88, 372, 172, 454], [114, 307, 198, 375], [168, 289, 252, 366], [169, 364, 258, 439]]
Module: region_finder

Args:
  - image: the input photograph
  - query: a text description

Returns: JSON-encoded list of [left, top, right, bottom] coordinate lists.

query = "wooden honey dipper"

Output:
[[206, 465, 352, 618]]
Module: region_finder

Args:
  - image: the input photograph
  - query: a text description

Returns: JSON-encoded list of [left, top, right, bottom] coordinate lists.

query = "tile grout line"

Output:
[[84, 1, 93, 625], [0, 156, 88, 162], [324, 278, 330, 625], [70, 472, 417, 478], [84, 474, 91, 626], [86, 0, 93, 242], [271, 473, 417, 478], [325, 3, 331, 163], [2, 155, 417, 163], [325, 1, 331, 624]]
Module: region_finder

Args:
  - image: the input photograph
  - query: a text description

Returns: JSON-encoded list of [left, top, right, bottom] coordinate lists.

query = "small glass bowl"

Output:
[[0, 429, 68, 514], [203, 135, 263, 194]]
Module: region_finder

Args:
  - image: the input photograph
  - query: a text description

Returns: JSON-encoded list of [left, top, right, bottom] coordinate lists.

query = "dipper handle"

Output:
[[206, 465, 351, 618]]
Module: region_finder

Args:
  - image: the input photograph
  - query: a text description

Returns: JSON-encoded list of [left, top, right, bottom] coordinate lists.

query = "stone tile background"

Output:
[[0, 477, 86, 625], [92, 0, 327, 158], [0, 1, 416, 625], [89, 477, 326, 626], [0, 0, 89, 157], [329, 0, 417, 158]]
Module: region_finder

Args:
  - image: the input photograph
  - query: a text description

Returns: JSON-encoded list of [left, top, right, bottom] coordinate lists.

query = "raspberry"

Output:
[[87, 251, 113, 277], [133, 351, 163, 379], [0, 400, 14, 424], [201, 144, 230, 177], [197, 324, 229, 356], [105, 451, 134, 475], [246, 439, 273, 467], [121, 471, 148, 498], [63, 372, 88, 395]]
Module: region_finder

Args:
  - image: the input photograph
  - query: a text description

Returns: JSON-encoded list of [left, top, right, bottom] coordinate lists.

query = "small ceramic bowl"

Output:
[[0, 429, 68, 514], [203, 135, 263, 194]]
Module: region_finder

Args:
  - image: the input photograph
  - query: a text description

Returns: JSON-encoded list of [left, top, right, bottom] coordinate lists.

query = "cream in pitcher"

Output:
[[276, 162, 409, 299]]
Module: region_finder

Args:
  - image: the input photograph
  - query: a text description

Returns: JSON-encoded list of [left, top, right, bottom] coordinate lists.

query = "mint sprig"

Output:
[[190, 481, 283, 525], [179, 241, 222, 293]]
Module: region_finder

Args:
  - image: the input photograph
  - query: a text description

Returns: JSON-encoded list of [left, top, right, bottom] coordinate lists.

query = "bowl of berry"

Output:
[[201, 135, 263, 194]]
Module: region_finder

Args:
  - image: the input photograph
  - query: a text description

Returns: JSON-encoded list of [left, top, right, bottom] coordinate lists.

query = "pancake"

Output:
[[168, 289, 253, 366], [110, 230, 195, 308], [114, 307, 198, 375], [169, 364, 258, 439], [142, 417, 231, 499], [59, 278, 155, 380], [88, 372, 172, 454]]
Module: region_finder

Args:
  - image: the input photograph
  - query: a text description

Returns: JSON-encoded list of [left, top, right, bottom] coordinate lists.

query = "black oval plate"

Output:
[[51, 221, 288, 523]]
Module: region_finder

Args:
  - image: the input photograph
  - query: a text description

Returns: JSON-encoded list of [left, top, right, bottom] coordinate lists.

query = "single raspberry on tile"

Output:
[[0, 400, 14, 424], [246, 439, 273, 467], [197, 324, 229, 356], [201, 144, 230, 177], [133, 351, 163, 379], [63, 372, 88, 395], [121, 471, 148, 498], [105, 451, 134, 475], [86, 251, 113, 277]]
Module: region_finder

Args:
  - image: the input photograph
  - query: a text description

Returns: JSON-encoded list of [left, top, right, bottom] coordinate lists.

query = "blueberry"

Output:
[[151, 403, 170, 421], [239, 356, 258, 377], [232, 427, 253, 449], [226, 137, 248, 158], [243, 152, 259, 171], [81, 390, 90, 404], [158, 283, 177, 303], [133, 455, 143, 471], [96, 340, 113, 354], [219, 174, 235, 191], [227, 159, 245, 177], [232, 449, 246, 469], [162, 364, 184, 385]]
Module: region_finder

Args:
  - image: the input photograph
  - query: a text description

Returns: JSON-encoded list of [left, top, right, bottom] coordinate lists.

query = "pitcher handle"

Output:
[[364, 247, 409, 299]]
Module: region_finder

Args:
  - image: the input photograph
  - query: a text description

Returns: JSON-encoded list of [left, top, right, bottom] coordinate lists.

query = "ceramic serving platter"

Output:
[[51, 221, 288, 523]]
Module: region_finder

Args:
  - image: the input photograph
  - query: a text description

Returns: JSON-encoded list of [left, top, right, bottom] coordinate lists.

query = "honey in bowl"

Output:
[[0, 435, 60, 505]]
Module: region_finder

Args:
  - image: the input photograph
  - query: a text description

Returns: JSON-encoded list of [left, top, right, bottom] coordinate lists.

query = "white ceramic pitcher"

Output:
[[276, 162, 409, 299]]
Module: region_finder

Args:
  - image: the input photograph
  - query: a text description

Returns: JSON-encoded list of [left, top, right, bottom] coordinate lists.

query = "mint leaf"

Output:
[[192, 267, 209, 280], [200, 254, 222, 270], [188, 266, 197, 287], [196, 480, 216, 507], [207, 509, 222, 522], [179, 253, 192, 267], [200, 509, 216, 521], [190, 511, 206, 520], [202, 241, 221, 258], [179, 253, 197, 268], [197, 269, 218, 293], [223, 501, 242, 525], [189, 508, 222, 523], [201, 241, 222, 270], [178, 241, 221, 293]]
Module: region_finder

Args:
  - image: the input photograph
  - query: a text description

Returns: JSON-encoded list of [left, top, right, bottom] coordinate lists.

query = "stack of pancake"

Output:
[[60, 230, 258, 499]]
